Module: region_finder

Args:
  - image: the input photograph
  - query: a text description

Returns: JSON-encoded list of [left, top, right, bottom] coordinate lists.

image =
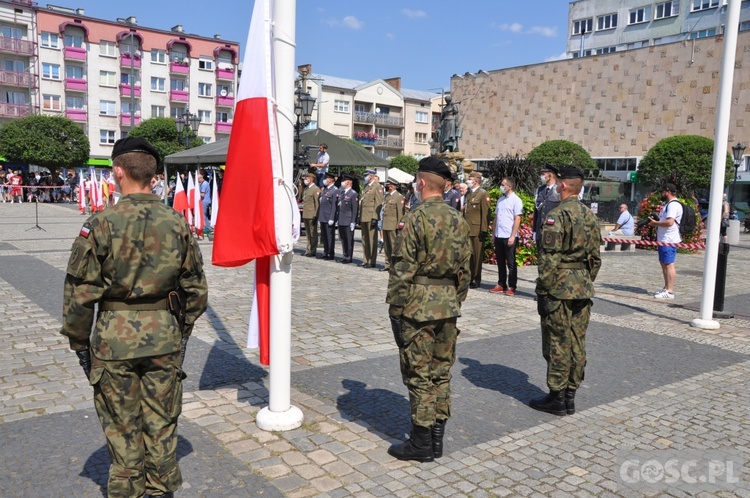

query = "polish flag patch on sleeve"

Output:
[[546, 218, 556, 226], [79, 225, 91, 238], [398, 221, 405, 230]]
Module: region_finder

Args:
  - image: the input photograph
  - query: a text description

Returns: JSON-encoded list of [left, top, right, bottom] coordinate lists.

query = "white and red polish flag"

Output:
[[192, 171, 204, 236], [96, 171, 105, 211], [78, 171, 86, 213], [211, 0, 300, 365], [172, 175, 188, 213], [185, 169, 195, 228], [209, 172, 219, 230]]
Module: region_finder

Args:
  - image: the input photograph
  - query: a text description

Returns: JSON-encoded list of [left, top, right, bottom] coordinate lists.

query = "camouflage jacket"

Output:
[[386, 196, 472, 321], [61, 193, 208, 360], [535, 196, 602, 299]]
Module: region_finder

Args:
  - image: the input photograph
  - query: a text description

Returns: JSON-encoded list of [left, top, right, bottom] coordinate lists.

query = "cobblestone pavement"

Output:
[[1, 202, 750, 497]]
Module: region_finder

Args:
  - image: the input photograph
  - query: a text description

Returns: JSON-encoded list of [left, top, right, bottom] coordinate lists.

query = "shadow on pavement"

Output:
[[336, 379, 410, 440], [458, 357, 545, 404]]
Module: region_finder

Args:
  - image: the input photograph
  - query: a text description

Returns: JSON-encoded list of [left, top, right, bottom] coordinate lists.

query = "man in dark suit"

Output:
[[337, 173, 359, 263], [318, 172, 339, 260]]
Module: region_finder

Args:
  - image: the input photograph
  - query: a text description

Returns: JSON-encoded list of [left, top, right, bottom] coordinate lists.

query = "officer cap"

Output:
[[111, 137, 161, 165], [541, 163, 558, 176], [386, 178, 399, 186], [557, 165, 584, 180], [417, 156, 452, 180], [661, 182, 677, 193], [364, 169, 376, 175], [468, 171, 483, 179], [324, 172, 336, 179], [340, 173, 354, 181], [304, 172, 316, 180]]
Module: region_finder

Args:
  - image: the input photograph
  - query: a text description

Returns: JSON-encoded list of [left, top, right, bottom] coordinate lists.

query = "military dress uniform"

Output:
[[386, 157, 472, 463], [302, 175, 320, 256], [61, 137, 208, 498], [381, 183, 405, 271], [533, 164, 560, 245], [463, 178, 491, 288], [442, 187, 461, 211], [318, 173, 339, 260], [359, 172, 384, 268], [532, 166, 601, 416], [337, 178, 359, 263]]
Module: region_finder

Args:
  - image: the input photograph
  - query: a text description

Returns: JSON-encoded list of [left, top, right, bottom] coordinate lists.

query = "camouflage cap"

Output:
[[417, 156, 452, 180], [557, 165, 584, 180], [111, 137, 161, 165]]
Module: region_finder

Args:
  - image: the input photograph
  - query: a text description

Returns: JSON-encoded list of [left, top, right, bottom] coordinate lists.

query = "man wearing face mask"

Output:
[[381, 178, 405, 272], [533, 163, 560, 246], [337, 173, 359, 263], [318, 172, 339, 261], [386, 156, 471, 462], [463, 171, 491, 289], [301, 172, 320, 257], [359, 169, 383, 268], [442, 176, 461, 211]]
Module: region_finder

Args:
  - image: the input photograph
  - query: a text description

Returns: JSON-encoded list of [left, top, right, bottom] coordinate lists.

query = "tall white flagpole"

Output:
[[691, 0, 742, 330], [256, 0, 303, 431]]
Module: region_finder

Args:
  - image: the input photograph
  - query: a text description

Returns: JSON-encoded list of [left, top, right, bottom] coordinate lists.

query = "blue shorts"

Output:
[[658, 246, 677, 264]]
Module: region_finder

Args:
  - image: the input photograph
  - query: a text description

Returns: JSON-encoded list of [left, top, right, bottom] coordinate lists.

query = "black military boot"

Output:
[[565, 388, 576, 415], [431, 419, 447, 458], [529, 390, 566, 416], [387, 424, 434, 462]]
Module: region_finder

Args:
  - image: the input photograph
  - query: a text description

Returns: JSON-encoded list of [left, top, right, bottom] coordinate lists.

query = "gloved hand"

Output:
[[370, 219, 378, 228], [350, 223, 355, 231], [328, 219, 334, 226], [75, 349, 91, 379], [479, 231, 488, 242], [389, 315, 405, 348], [180, 336, 189, 367], [536, 294, 550, 317]]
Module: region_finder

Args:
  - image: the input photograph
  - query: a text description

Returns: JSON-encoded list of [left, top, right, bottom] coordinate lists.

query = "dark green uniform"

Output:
[[359, 180, 383, 267], [535, 196, 601, 392], [386, 196, 471, 427], [463, 186, 491, 286], [381, 190, 404, 271], [302, 182, 320, 256], [62, 193, 208, 498]]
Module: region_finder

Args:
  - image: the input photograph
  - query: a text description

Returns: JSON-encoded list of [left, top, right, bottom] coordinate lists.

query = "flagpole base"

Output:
[[256, 405, 304, 432], [690, 318, 721, 330]]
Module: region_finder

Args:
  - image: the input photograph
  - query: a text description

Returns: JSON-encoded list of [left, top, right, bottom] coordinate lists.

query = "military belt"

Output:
[[100, 298, 169, 311], [413, 276, 455, 286], [557, 262, 585, 269]]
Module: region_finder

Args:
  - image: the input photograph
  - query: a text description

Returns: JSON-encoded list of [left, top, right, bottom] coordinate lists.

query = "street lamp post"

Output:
[[731, 142, 745, 215], [293, 80, 315, 170], [175, 110, 201, 149]]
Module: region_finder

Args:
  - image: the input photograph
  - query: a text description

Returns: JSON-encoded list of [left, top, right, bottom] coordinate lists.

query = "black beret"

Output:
[[541, 163, 558, 176], [111, 137, 161, 165], [558, 165, 584, 180], [324, 172, 336, 179], [417, 156, 452, 180]]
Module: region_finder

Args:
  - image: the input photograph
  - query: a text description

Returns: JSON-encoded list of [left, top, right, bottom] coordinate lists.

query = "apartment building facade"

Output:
[[568, 0, 750, 58], [298, 65, 440, 160], [0, 0, 239, 164]]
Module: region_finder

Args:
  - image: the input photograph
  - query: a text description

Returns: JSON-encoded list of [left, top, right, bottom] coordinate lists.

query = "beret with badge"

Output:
[[417, 156, 453, 180], [111, 137, 161, 165], [557, 165, 584, 180]]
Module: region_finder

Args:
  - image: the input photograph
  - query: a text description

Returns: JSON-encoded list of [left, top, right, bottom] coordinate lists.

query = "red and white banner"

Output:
[[193, 171, 204, 236], [602, 237, 706, 250], [185, 169, 195, 227], [172, 175, 188, 213], [78, 173, 86, 213], [209, 174, 219, 230]]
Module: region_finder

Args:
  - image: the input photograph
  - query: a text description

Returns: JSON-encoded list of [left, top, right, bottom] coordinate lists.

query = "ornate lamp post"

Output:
[[731, 142, 745, 215], [175, 110, 201, 149], [293, 83, 316, 168]]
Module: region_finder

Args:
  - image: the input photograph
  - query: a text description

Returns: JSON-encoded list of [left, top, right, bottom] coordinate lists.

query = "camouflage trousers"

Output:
[[540, 298, 591, 391], [399, 317, 459, 428], [90, 351, 184, 498]]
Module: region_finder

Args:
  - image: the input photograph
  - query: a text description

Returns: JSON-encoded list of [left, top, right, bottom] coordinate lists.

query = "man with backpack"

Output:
[[649, 183, 683, 300]]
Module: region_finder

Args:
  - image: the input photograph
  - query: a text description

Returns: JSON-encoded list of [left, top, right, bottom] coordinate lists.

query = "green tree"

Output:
[[526, 140, 596, 172], [128, 117, 202, 160], [389, 154, 419, 175], [637, 135, 732, 196], [484, 153, 538, 195], [0, 115, 89, 172]]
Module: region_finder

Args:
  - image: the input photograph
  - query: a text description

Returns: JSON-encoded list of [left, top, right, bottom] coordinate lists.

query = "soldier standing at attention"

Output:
[[61, 137, 208, 498], [359, 168, 384, 268], [381, 178, 405, 272], [531, 165, 601, 416], [463, 171, 491, 288], [442, 176, 461, 211], [301, 172, 320, 257], [337, 173, 359, 264], [318, 172, 338, 261], [386, 156, 472, 462], [533, 163, 560, 245]]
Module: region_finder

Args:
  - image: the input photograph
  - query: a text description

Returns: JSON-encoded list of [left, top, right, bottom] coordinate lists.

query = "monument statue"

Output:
[[438, 95, 459, 153]]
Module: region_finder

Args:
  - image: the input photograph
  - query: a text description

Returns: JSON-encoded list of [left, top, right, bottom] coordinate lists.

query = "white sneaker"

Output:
[[652, 288, 666, 296], [654, 290, 674, 300]]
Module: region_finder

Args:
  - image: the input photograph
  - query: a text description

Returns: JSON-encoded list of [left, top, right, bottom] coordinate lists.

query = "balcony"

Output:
[[376, 137, 404, 149], [170, 62, 190, 74], [0, 102, 31, 118], [120, 53, 141, 68], [0, 36, 35, 56], [215, 121, 232, 134], [65, 109, 87, 122], [353, 111, 404, 127], [0, 69, 35, 88], [64, 46, 86, 60], [64, 78, 87, 92], [216, 95, 234, 107], [120, 113, 141, 126], [216, 67, 235, 80], [119, 83, 141, 98], [170, 90, 189, 102]]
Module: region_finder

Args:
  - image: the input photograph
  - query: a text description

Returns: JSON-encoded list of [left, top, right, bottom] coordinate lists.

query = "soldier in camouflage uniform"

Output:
[[531, 165, 601, 416], [386, 157, 472, 462], [61, 137, 208, 498]]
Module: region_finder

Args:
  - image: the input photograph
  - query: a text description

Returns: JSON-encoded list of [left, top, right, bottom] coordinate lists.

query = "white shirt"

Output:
[[493, 192, 523, 238], [616, 210, 634, 236], [657, 199, 683, 243]]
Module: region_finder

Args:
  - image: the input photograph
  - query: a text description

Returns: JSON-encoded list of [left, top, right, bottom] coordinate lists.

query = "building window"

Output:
[[42, 94, 61, 111], [572, 50, 593, 58], [65, 66, 84, 79], [692, 0, 719, 11], [170, 107, 186, 119], [415, 132, 428, 144], [655, 1, 680, 19], [375, 150, 388, 159], [171, 79, 186, 91], [121, 101, 140, 115], [151, 105, 166, 118], [689, 28, 717, 39], [64, 34, 84, 48], [596, 13, 618, 31], [66, 96, 84, 109], [741, 21, 750, 32], [42, 63, 60, 80], [41, 32, 59, 49], [595, 158, 638, 172], [200, 136, 211, 144], [99, 100, 116, 116], [151, 77, 165, 92], [198, 82, 213, 97], [217, 111, 231, 122], [151, 49, 166, 64], [217, 84, 232, 97], [121, 71, 139, 86], [198, 110, 211, 123], [334, 100, 350, 112], [573, 18, 593, 35], [628, 7, 650, 25], [354, 103, 367, 113], [100, 41, 116, 57], [198, 58, 213, 71], [596, 47, 617, 55], [99, 71, 116, 87], [100, 130, 116, 144], [415, 111, 428, 123], [3, 59, 24, 72]]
